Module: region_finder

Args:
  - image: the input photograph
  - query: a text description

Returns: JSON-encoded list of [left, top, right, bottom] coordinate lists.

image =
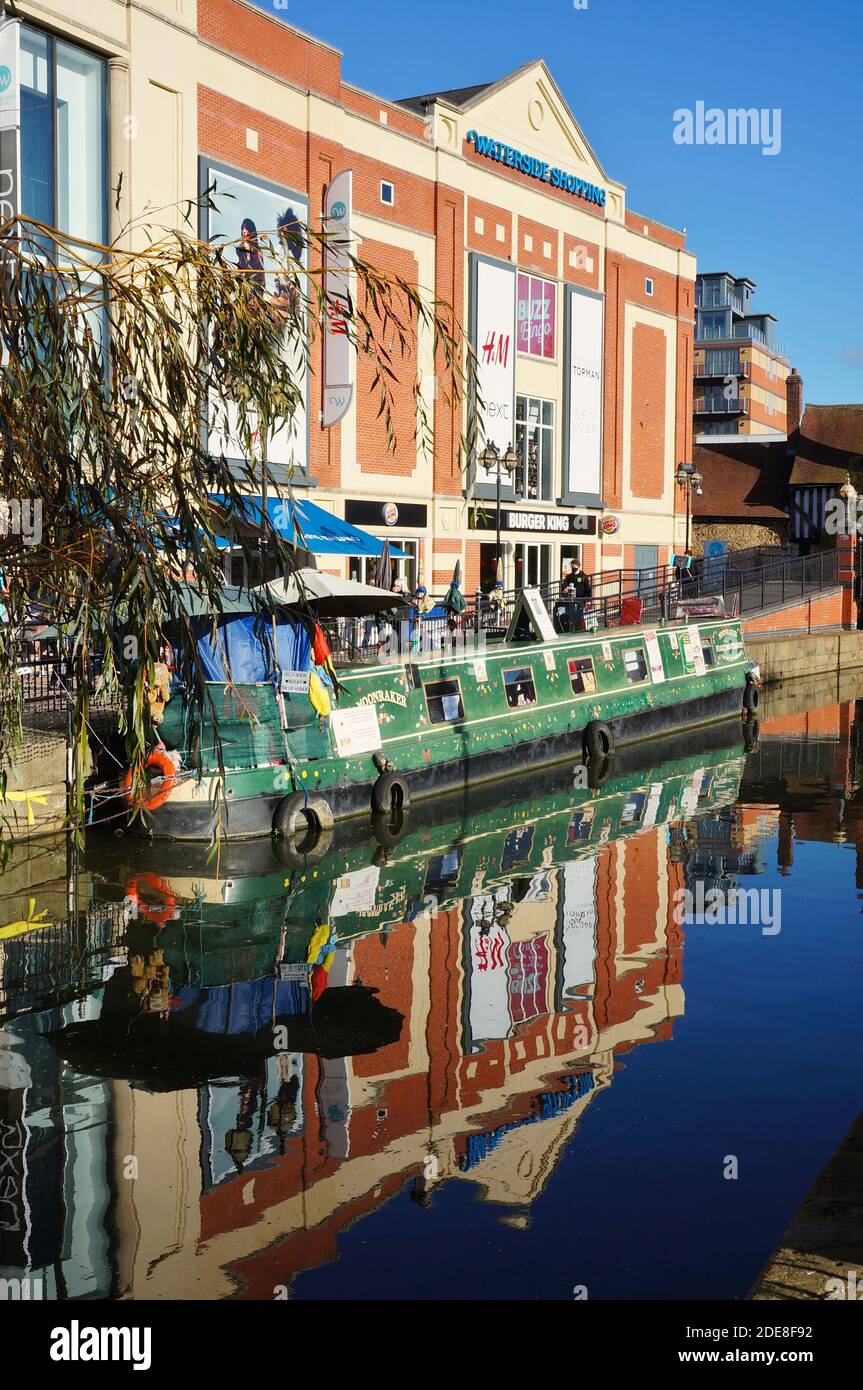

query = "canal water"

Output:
[[2, 675, 862, 1301]]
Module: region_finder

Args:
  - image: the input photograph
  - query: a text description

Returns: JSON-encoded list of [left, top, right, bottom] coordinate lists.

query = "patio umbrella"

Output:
[[255, 569, 409, 618], [443, 559, 467, 617], [375, 536, 392, 592]]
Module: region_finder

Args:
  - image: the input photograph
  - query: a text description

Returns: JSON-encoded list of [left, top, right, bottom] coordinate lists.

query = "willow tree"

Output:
[[0, 200, 472, 830]]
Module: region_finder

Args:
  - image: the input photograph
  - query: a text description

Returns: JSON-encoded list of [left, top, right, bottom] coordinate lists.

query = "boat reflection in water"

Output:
[[0, 720, 755, 1299]]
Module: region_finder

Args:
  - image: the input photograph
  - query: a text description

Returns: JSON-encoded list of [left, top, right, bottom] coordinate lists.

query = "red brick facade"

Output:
[[194, 1, 695, 590]]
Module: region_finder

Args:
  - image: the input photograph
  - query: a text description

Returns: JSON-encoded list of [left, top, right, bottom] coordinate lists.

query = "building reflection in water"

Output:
[[1, 692, 861, 1300]]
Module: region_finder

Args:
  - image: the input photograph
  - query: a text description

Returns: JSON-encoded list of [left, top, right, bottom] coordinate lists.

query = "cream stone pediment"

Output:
[[456, 60, 610, 197]]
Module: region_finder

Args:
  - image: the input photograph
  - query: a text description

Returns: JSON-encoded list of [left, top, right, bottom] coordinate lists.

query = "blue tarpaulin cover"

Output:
[[172, 979, 311, 1034], [193, 612, 311, 682]]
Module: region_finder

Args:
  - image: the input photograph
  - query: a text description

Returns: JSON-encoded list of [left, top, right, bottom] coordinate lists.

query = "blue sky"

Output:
[[254, 0, 862, 405]]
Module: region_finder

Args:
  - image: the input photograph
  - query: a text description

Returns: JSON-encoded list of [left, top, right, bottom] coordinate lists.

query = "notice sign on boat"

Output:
[[330, 705, 382, 757], [644, 629, 665, 683]]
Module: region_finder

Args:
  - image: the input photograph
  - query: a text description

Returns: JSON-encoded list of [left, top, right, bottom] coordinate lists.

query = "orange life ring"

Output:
[[123, 749, 176, 812], [125, 871, 177, 927]]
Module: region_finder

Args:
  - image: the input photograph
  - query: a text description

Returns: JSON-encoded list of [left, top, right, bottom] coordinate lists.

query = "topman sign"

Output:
[[467, 129, 606, 207]]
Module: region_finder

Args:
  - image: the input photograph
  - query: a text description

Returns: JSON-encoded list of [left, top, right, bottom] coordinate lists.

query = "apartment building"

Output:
[[8, 0, 697, 591], [694, 272, 790, 438]]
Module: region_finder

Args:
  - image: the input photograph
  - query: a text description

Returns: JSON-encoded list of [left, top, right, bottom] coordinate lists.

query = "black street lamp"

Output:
[[482, 440, 519, 583], [676, 461, 703, 552]]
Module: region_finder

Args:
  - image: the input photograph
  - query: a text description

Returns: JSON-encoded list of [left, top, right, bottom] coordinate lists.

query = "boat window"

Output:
[[567, 809, 595, 842], [622, 792, 646, 824], [425, 677, 464, 724], [701, 639, 716, 668], [568, 656, 596, 695], [503, 666, 537, 708], [623, 648, 649, 683]]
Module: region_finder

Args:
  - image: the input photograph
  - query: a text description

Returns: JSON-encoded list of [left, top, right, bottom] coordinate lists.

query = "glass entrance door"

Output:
[[515, 543, 552, 590]]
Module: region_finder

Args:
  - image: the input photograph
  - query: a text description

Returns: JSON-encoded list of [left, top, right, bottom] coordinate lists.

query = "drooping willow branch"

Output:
[[0, 201, 477, 838]]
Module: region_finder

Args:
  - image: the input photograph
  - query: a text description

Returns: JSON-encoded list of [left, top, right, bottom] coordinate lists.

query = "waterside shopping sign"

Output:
[[467, 129, 606, 208]]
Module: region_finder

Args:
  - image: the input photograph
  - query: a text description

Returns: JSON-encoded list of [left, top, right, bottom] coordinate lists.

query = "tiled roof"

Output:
[[397, 84, 492, 114], [789, 405, 863, 486], [692, 441, 791, 519]]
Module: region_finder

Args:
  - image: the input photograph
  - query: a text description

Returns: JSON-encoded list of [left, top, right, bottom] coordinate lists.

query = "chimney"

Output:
[[786, 367, 803, 436]]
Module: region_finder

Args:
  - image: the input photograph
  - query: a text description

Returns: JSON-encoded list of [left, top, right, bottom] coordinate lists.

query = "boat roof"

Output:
[[339, 610, 741, 677]]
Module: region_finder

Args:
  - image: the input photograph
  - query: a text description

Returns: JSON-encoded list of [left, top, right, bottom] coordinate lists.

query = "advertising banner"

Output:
[[472, 255, 516, 486], [322, 169, 354, 427], [564, 286, 604, 501], [516, 272, 555, 359], [202, 162, 309, 475], [0, 18, 21, 228]]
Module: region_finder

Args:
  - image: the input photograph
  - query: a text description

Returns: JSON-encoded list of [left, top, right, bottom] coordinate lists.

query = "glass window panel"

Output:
[[568, 657, 596, 695], [425, 678, 464, 724], [503, 666, 536, 707], [623, 648, 648, 683], [20, 27, 54, 229], [56, 40, 106, 250]]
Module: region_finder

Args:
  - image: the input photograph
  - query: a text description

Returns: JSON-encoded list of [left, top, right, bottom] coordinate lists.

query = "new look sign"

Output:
[[467, 129, 606, 208]]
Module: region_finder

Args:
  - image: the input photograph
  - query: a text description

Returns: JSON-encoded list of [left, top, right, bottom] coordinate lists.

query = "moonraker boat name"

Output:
[[115, 587, 758, 843]]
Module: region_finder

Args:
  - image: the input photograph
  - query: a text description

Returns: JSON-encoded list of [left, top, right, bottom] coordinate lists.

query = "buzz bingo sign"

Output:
[[0, 16, 21, 231], [322, 170, 354, 427]]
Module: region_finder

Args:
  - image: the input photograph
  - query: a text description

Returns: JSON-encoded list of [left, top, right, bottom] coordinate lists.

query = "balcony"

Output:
[[694, 395, 750, 415], [696, 293, 744, 313], [695, 360, 750, 379]]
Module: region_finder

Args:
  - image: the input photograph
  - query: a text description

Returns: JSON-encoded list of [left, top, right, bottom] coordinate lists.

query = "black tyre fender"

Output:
[[742, 718, 760, 752], [371, 807, 408, 849], [272, 791, 334, 841], [371, 771, 410, 817], [586, 753, 614, 790], [583, 720, 615, 760], [743, 680, 760, 713]]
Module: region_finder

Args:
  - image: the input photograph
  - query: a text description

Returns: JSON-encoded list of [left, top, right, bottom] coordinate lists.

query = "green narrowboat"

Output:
[[112, 584, 758, 843]]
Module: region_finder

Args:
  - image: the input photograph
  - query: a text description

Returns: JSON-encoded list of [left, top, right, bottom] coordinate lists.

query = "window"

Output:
[[503, 666, 536, 708], [623, 648, 648, 683], [568, 657, 596, 695], [380, 180, 395, 205], [516, 273, 555, 359], [515, 396, 555, 501], [351, 539, 419, 592], [645, 278, 654, 297], [622, 792, 646, 824], [480, 542, 501, 594], [514, 541, 552, 589], [699, 311, 730, 341], [567, 809, 594, 842], [703, 347, 741, 376], [20, 25, 107, 248], [701, 639, 716, 668], [425, 677, 464, 724]]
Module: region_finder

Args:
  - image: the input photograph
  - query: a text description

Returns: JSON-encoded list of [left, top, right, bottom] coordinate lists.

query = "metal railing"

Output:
[[326, 546, 842, 663], [7, 547, 844, 687], [695, 396, 750, 415]]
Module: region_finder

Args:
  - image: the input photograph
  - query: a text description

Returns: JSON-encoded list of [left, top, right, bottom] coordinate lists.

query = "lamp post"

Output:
[[481, 440, 519, 584], [676, 461, 703, 553]]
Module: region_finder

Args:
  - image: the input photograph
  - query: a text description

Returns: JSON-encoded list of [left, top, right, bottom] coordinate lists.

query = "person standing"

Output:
[[560, 558, 592, 632]]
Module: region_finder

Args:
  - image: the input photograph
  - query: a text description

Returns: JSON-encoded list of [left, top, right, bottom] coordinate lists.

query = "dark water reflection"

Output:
[[2, 677, 863, 1301]]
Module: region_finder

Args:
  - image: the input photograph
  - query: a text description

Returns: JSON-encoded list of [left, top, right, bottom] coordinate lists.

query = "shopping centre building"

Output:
[[9, 0, 697, 592]]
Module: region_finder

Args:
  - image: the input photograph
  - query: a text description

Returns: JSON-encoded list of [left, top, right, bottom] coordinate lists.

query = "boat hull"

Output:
[[131, 681, 746, 841]]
